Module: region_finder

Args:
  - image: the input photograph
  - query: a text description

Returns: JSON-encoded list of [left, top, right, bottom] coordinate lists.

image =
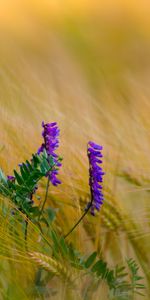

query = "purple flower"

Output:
[[87, 141, 105, 216], [38, 122, 62, 186], [7, 175, 15, 182]]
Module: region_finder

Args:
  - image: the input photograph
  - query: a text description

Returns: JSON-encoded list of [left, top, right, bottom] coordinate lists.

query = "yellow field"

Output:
[[0, 1, 150, 299]]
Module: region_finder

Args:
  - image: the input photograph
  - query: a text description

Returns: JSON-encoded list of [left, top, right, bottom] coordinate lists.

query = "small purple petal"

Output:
[[7, 175, 15, 182], [88, 141, 103, 150]]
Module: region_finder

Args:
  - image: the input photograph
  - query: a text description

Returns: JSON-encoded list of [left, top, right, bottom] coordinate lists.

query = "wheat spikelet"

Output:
[[102, 204, 122, 230], [29, 252, 75, 284], [103, 191, 150, 282], [82, 189, 149, 284]]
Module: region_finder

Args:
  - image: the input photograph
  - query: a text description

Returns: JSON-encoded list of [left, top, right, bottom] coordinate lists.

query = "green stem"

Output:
[[38, 178, 50, 221], [64, 201, 92, 239], [25, 217, 28, 240], [25, 215, 29, 251], [64, 155, 93, 239]]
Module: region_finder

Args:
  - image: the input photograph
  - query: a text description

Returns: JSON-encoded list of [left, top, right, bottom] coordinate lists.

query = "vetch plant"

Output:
[[37, 122, 62, 186], [0, 121, 62, 242], [87, 141, 105, 215], [37, 122, 62, 221], [30, 231, 145, 300], [0, 122, 146, 299], [64, 141, 105, 238]]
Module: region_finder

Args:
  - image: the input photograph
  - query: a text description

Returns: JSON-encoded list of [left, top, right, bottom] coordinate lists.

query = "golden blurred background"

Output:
[[0, 1, 150, 298]]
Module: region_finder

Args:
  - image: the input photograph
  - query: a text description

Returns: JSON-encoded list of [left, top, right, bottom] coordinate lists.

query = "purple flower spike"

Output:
[[38, 122, 61, 186], [87, 141, 105, 216], [7, 175, 15, 182]]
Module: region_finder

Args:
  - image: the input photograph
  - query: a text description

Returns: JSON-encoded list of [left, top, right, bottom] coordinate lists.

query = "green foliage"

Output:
[[127, 258, 145, 296], [0, 167, 147, 300], [0, 130, 147, 299], [84, 251, 97, 268], [0, 151, 54, 217], [30, 229, 145, 299]]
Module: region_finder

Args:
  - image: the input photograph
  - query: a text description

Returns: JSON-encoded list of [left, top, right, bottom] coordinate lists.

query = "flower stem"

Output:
[[25, 215, 29, 251], [38, 178, 50, 221], [64, 200, 93, 239], [25, 217, 28, 241]]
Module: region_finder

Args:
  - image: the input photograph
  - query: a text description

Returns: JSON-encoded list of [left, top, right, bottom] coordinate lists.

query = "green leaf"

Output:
[[29, 206, 40, 216], [14, 170, 24, 185], [84, 252, 97, 268], [135, 284, 145, 288], [43, 158, 51, 171], [32, 154, 41, 167], [46, 207, 56, 224], [26, 160, 33, 172], [48, 156, 54, 166], [20, 165, 28, 181], [106, 270, 115, 288], [91, 259, 107, 276], [50, 230, 59, 252], [22, 163, 30, 175], [60, 237, 69, 257], [42, 149, 48, 159], [0, 168, 7, 184], [40, 163, 46, 174], [134, 275, 143, 281], [116, 265, 126, 274], [0, 184, 10, 197]]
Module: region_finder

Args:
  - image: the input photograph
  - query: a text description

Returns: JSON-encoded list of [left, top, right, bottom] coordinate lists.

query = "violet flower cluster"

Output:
[[87, 141, 105, 216], [7, 175, 15, 182], [38, 122, 62, 186]]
